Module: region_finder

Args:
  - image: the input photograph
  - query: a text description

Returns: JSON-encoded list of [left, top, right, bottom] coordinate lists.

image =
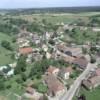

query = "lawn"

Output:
[[0, 32, 16, 66], [0, 32, 12, 42], [73, 87, 100, 100], [0, 48, 14, 66]]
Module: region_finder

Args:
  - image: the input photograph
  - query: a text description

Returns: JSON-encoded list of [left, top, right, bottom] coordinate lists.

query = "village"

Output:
[[0, 20, 100, 100]]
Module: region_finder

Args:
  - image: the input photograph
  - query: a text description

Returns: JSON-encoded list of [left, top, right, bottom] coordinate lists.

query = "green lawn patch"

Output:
[[73, 87, 100, 100]]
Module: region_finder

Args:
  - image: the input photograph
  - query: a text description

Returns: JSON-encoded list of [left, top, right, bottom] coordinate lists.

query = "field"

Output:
[[12, 13, 87, 24], [12, 12, 100, 25], [0, 32, 16, 66]]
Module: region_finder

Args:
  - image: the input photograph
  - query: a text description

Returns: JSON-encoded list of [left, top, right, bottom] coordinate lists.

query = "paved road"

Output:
[[61, 63, 97, 100]]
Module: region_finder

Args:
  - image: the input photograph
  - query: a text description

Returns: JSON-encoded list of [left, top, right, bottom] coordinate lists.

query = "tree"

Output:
[[29, 59, 50, 78], [90, 55, 96, 63], [16, 75, 23, 84], [37, 83, 47, 93], [12, 37, 16, 43], [14, 55, 27, 74], [72, 28, 76, 33], [48, 40, 55, 45], [42, 19, 47, 25], [21, 73, 27, 82], [82, 47, 87, 54], [65, 29, 69, 33], [1, 40, 13, 50], [10, 53, 15, 60]]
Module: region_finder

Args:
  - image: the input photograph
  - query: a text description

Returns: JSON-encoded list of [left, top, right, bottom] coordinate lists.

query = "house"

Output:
[[42, 44, 48, 52], [58, 67, 73, 80], [32, 53, 43, 61], [57, 44, 82, 57], [0, 66, 14, 77], [9, 63, 17, 68], [55, 50, 75, 63], [51, 51, 62, 60], [32, 34, 41, 44], [46, 52, 51, 59], [46, 66, 60, 76], [83, 76, 100, 90], [7, 69, 14, 76], [0, 66, 7, 71], [17, 38, 30, 48], [92, 27, 100, 32], [82, 80, 93, 90], [83, 68, 100, 90], [72, 57, 88, 70], [45, 32, 51, 40], [88, 76, 100, 88], [44, 74, 65, 97], [44, 32, 54, 40], [63, 24, 74, 31], [19, 47, 33, 55], [69, 47, 82, 57]]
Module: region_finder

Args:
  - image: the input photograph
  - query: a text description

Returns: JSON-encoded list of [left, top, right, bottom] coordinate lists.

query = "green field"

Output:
[[0, 32, 16, 66], [12, 13, 89, 24], [12, 12, 100, 24]]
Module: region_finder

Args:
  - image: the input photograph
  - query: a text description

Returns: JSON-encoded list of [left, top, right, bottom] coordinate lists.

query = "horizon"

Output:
[[0, 6, 100, 10], [0, 0, 100, 9]]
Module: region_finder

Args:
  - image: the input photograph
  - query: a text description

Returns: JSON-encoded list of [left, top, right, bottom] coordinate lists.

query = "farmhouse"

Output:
[[58, 66, 73, 80], [19, 47, 33, 55], [83, 76, 100, 90], [44, 74, 65, 97], [57, 44, 82, 57], [73, 57, 88, 70], [83, 68, 100, 90]]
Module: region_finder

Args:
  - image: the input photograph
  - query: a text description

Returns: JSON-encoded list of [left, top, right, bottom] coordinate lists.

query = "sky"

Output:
[[0, 0, 100, 9]]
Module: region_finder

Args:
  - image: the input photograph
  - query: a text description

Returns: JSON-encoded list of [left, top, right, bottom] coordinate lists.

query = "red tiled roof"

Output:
[[19, 47, 33, 55], [44, 74, 64, 95]]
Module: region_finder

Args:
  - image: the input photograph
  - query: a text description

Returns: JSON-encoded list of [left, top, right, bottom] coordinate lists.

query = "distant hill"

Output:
[[0, 6, 100, 15]]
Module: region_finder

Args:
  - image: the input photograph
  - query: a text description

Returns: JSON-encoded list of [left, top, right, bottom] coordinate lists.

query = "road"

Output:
[[61, 63, 97, 100]]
